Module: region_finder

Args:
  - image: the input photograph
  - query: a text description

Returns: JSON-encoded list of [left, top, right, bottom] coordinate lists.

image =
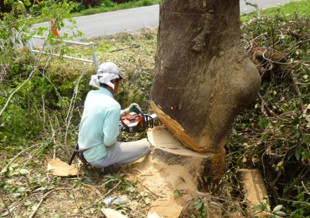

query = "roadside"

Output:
[[70, 0, 160, 17], [31, 0, 309, 42]]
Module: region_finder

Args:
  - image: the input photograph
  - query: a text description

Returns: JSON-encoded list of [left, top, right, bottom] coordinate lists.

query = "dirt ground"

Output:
[[1, 127, 249, 218]]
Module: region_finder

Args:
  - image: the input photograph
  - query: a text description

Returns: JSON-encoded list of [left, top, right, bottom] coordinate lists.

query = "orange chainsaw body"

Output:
[[121, 112, 145, 133]]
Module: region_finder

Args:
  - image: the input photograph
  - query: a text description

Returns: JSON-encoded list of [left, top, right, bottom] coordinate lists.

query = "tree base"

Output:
[[126, 126, 226, 205]]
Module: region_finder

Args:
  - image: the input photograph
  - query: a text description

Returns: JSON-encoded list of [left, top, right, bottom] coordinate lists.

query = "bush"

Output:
[[226, 11, 310, 216]]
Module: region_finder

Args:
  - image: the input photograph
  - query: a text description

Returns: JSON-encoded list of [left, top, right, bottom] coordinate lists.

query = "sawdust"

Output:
[[125, 152, 199, 217], [127, 127, 210, 208], [148, 199, 183, 218], [128, 154, 198, 199]]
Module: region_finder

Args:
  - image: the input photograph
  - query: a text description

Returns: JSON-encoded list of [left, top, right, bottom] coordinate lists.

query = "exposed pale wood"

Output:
[[130, 127, 225, 195], [147, 126, 213, 158], [47, 158, 80, 177], [238, 169, 269, 217], [151, 101, 215, 153], [101, 208, 128, 218], [147, 199, 183, 218], [126, 127, 226, 217]]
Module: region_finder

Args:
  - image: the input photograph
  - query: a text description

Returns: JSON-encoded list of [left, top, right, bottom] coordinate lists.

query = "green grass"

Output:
[[71, 0, 160, 17], [241, 0, 310, 22]]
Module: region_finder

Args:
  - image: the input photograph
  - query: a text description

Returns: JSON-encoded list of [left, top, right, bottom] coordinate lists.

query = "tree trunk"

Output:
[[151, 0, 261, 153]]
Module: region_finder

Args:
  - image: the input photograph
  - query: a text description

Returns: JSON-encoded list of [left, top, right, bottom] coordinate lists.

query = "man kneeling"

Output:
[[77, 62, 151, 172]]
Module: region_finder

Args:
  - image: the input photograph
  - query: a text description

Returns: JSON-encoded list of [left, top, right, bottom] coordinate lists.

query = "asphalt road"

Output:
[[75, 0, 298, 39], [32, 0, 298, 42]]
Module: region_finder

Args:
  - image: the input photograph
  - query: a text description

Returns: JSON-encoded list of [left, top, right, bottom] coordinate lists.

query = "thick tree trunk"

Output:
[[151, 0, 261, 153], [128, 127, 224, 202]]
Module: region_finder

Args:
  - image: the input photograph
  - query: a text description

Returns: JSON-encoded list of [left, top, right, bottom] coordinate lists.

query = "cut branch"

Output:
[[0, 67, 37, 117], [28, 188, 71, 218]]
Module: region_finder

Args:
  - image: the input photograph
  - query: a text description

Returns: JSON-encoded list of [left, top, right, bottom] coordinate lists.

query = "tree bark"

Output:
[[151, 0, 261, 153]]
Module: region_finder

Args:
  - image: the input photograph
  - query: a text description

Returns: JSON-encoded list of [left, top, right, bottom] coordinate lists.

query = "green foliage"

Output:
[[227, 10, 310, 216], [0, 0, 86, 154], [241, 0, 310, 22], [290, 191, 310, 217], [101, 0, 116, 7], [0, 2, 29, 69], [0, 26, 157, 215], [70, 2, 86, 14], [103, 174, 134, 191], [70, 0, 160, 17], [253, 200, 287, 218], [193, 197, 207, 218], [174, 188, 186, 197], [89, 30, 157, 112]]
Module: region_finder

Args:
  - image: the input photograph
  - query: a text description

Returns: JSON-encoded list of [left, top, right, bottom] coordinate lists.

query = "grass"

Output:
[[0, 29, 158, 217], [73, 0, 310, 21], [241, 0, 310, 22], [70, 0, 160, 17]]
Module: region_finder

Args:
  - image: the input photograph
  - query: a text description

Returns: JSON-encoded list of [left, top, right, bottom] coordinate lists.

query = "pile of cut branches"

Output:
[[226, 11, 309, 217]]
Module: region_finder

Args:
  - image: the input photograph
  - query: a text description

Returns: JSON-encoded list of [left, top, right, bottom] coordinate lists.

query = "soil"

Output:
[[0, 127, 246, 218]]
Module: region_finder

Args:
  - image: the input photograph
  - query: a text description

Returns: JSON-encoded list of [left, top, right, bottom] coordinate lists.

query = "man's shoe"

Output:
[[101, 164, 122, 174]]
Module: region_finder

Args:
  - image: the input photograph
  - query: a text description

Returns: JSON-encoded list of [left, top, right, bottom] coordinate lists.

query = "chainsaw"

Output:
[[121, 107, 157, 133]]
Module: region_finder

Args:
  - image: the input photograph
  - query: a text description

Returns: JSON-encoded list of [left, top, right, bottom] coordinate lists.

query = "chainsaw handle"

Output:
[[131, 104, 143, 114]]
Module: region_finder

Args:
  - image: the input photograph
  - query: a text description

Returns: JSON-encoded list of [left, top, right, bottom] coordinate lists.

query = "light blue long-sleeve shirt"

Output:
[[78, 88, 121, 162]]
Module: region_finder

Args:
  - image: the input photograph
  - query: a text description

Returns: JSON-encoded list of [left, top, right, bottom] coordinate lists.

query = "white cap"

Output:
[[97, 62, 123, 79], [89, 62, 123, 89]]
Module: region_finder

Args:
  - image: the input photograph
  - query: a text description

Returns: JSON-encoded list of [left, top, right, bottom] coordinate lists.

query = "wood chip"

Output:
[[47, 158, 80, 177], [148, 199, 183, 218]]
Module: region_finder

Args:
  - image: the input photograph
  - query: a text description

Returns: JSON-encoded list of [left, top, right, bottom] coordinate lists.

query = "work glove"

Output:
[[118, 123, 124, 137], [128, 103, 141, 113], [120, 103, 141, 116]]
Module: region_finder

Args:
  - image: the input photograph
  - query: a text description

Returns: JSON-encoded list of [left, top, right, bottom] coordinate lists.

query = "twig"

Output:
[[136, 179, 164, 198], [64, 69, 86, 148], [67, 214, 92, 218], [84, 183, 104, 198], [49, 119, 56, 144], [0, 67, 37, 116], [261, 49, 291, 65], [2, 143, 40, 172], [69, 187, 83, 213], [84, 180, 121, 210], [289, 70, 304, 110], [244, 0, 261, 18], [295, 38, 310, 47], [42, 93, 46, 133], [271, 171, 282, 187], [0, 194, 14, 218], [258, 94, 269, 117], [302, 181, 310, 196], [28, 188, 71, 218], [278, 197, 310, 206], [258, 93, 283, 120], [287, 29, 309, 41], [0, 48, 52, 117], [22, 143, 46, 169], [110, 44, 141, 52]]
